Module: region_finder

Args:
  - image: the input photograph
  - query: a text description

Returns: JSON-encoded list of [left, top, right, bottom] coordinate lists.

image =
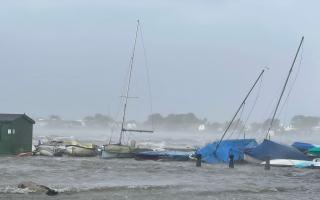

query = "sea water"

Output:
[[1, 129, 320, 200]]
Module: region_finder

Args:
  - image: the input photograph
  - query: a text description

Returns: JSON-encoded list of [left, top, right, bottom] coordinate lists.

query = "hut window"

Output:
[[8, 129, 12, 134], [13, 129, 15, 134]]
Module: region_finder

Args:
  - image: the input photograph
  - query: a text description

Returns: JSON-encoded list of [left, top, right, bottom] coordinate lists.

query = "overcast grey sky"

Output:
[[0, 0, 319, 123]]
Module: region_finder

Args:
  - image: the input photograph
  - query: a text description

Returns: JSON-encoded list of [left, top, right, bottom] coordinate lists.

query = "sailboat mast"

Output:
[[118, 20, 140, 145], [215, 69, 265, 152], [265, 36, 304, 139]]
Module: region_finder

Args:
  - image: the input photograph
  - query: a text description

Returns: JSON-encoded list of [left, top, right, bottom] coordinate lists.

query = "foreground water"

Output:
[[2, 129, 320, 199], [1, 156, 320, 200]]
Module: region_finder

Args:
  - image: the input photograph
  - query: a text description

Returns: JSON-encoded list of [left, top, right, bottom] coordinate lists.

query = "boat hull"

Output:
[[101, 144, 151, 159], [134, 150, 194, 161], [65, 146, 97, 157], [36, 145, 65, 157], [101, 150, 134, 159], [261, 159, 307, 167]]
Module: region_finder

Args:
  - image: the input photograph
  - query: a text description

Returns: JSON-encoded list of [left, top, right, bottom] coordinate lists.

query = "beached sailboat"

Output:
[[101, 20, 153, 159], [244, 37, 310, 163], [196, 69, 265, 164]]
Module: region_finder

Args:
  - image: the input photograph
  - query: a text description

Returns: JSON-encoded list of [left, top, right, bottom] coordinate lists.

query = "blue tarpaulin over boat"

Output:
[[245, 139, 310, 161], [196, 139, 258, 164], [292, 142, 318, 153]]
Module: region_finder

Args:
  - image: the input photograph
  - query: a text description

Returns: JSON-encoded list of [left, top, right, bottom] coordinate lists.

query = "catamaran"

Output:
[[101, 20, 154, 159]]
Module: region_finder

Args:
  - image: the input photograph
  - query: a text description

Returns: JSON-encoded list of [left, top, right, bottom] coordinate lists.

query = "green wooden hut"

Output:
[[0, 114, 35, 155]]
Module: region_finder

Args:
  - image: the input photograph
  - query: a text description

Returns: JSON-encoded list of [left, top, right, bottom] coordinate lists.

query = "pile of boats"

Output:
[[195, 36, 320, 169], [32, 138, 197, 161], [196, 138, 320, 169], [34, 140, 98, 157]]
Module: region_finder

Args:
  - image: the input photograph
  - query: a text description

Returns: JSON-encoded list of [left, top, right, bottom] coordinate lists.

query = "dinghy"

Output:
[[295, 158, 320, 169], [35, 144, 65, 157], [307, 147, 320, 157], [261, 159, 307, 167], [292, 142, 318, 153]]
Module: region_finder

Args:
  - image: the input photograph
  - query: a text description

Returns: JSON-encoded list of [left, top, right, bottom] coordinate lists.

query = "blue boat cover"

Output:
[[196, 139, 258, 164], [292, 142, 317, 153], [245, 139, 310, 161]]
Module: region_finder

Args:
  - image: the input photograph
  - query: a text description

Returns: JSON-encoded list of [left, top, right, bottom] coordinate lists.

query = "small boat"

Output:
[[292, 142, 318, 153], [295, 158, 320, 169], [135, 150, 194, 161], [17, 152, 33, 157], [36, 144, 65, 157], [308, 147, 320, 157], [261, 159, 306, 167], [65, 143, 97, 157]]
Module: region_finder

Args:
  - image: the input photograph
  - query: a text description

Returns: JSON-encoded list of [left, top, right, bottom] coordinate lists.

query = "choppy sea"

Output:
[[1, 128, 320, 200]]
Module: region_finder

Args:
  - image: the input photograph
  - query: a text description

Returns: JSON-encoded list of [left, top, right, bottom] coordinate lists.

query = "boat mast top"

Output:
[[215, 69, 265, 152], [118, 20, 140, 145], [265, 36, 304, 139]]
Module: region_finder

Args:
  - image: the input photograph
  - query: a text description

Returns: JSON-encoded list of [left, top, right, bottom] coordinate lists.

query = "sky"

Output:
[[0, 0, 319, 123]]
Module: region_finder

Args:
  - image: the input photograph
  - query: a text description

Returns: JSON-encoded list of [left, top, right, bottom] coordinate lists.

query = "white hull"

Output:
[[261, 159, 306, 167], [295, 158, 320, 169], [39, 149, 54, 156], [36, 145, 65, 157]]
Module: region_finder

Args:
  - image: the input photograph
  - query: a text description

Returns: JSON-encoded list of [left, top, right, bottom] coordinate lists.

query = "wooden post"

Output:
[[196, 154, 202, 167], [229, 153, 234, 168], [265, 156, 270, 170]]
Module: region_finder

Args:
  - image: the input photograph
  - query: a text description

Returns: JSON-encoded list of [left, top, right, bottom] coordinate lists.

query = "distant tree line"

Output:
[[37, 113, 320, 132], [144, 113, 207, 131]]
